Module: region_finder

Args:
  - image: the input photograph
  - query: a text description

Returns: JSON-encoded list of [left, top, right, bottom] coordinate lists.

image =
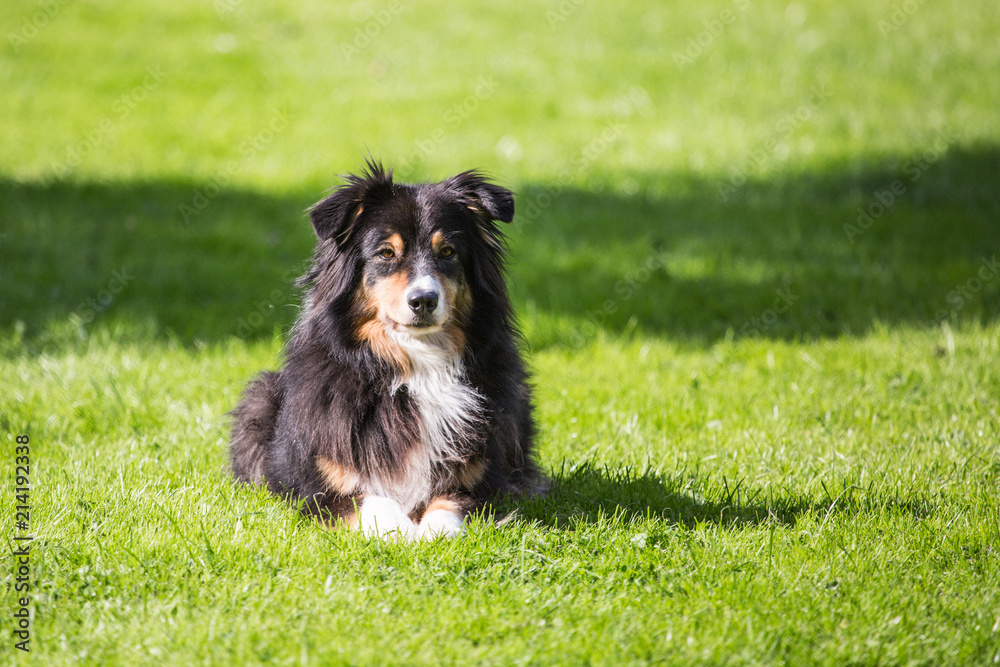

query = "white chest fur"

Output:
[[370, 330, 483, 512]]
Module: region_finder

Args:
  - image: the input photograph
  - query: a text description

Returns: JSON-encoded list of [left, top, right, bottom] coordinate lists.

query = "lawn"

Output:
[[2, 0, 999, 664]]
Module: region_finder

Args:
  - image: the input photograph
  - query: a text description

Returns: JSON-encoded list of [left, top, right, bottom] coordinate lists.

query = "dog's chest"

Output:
[[401, 347, 481, 463], [378, 336, 483, 511]]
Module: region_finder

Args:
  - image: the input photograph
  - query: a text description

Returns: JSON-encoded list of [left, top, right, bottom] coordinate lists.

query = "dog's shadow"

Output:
[[493, 463, 932, 531]]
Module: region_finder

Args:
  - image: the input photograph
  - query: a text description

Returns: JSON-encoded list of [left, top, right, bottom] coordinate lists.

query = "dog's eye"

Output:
[[439, 246, 455, 258], [376, 248, 395, 260]]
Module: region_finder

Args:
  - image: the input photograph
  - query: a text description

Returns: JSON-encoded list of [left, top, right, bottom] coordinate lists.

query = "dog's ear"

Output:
[[309, 160, 394, 244], [445, 171, 515, 223]]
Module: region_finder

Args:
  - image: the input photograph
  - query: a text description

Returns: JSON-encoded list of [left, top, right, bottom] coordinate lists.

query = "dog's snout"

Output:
[[407, 290, 439, 314]]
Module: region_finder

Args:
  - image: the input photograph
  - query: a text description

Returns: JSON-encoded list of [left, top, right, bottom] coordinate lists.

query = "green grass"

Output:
[[2, 0, 999, 664]]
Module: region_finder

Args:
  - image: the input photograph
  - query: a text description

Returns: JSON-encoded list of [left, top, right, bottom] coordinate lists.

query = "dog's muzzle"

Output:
[[404, 275, 445, 329]]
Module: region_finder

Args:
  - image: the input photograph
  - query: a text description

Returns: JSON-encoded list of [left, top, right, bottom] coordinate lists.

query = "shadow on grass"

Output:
[[511, 143, 1000, 346], [1, 143, 998, 353], [501, 464, 934, 531]]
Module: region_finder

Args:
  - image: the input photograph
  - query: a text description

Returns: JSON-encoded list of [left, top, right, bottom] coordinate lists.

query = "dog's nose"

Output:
[[407, 290, 438, 314]]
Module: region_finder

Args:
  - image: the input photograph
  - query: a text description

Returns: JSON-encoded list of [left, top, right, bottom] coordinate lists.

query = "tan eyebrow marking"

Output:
[[384, 233, 404, 255]]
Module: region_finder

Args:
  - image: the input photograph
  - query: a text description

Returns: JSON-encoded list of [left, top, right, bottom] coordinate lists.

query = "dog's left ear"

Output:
[[446, 171, 515, 223]]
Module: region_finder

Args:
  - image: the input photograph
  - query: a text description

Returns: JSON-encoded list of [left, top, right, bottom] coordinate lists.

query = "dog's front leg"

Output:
[[416, 495, 472, 540], [358, 495, 417, 540]]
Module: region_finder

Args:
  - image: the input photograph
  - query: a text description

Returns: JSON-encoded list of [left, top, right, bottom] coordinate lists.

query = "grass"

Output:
[[2, 0, 999, 664]]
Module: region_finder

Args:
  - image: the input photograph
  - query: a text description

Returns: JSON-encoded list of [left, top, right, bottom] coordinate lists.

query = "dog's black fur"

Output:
[[230, 161, 545, 537]]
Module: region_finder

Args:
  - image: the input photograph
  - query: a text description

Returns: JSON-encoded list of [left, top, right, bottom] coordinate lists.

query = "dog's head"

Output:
[[304, 161, 515, 361]]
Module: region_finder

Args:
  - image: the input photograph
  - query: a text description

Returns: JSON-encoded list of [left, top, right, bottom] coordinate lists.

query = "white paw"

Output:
[[417, 509, 465, 540], [359, 496, 416, 540]]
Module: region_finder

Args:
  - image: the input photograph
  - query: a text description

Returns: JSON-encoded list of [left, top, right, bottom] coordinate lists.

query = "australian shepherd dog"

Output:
[[229, 161, 546, 540]]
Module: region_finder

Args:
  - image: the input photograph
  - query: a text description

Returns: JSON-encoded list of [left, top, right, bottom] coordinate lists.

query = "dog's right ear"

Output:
[[309, 160, 394, 244]]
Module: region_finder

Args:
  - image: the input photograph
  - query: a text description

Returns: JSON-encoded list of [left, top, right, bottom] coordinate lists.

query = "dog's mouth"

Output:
[[386, 317, 444, 336], [402, 322, 443, 335]]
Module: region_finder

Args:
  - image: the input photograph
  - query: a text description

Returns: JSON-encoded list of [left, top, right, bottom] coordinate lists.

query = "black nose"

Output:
[[407, 290, 438, 314]]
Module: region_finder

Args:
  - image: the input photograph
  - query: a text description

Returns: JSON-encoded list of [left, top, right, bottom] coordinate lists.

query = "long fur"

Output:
[[229, 161, 546, 538]]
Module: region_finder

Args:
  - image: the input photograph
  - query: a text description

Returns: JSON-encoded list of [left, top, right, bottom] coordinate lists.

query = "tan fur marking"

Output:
[[347, 494, 364, 528], [372, 271, 411, 322], [337, 495, 363, 529], [386, 233, 404, 256], [451, 281, 472, 321], [455, 459, 487, 489], [431, 231, 446, 252], [425, 497, 462, 515], [357, 319, 411, 374], [441, 322, 467, 357], [356, 271, 415, 371], [328, 505, 359, 529], [316, 457, 361, 495], [435, 276, 470, 355]]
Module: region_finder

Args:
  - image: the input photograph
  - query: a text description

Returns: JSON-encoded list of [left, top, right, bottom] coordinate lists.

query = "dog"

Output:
[[229, 161, 546, 539]]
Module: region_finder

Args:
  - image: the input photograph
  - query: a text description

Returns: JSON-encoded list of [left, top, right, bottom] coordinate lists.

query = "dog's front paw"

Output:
[[359, 496, 416, 540], [416, 509, 465, 540]]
